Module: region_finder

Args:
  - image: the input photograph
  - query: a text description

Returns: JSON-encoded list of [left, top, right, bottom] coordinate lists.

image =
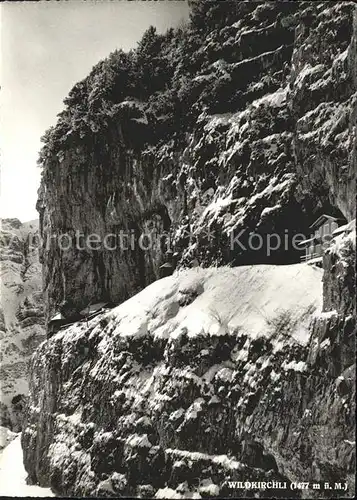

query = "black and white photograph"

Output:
[[0, 0, 356, 498]]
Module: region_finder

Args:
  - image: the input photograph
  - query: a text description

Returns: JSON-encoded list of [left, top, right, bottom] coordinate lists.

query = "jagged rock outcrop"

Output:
[[0, 219, 45, 431], [290, 3, 356, 221], [36, 1, 356, 318]]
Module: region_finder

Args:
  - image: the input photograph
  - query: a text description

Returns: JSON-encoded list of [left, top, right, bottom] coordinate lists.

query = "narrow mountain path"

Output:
[[0, 435, 54, 497]]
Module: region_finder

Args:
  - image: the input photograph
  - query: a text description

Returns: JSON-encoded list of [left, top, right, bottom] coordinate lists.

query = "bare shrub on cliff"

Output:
[[267, 309, 295, 340], [208, 306, 237, 334]]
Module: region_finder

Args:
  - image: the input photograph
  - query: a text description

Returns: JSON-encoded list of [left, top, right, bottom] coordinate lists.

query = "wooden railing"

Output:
[[300, 252, 322, 262]]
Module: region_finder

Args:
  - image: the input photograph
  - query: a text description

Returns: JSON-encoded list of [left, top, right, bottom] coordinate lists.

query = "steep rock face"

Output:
[[290, 3, 357, 221], [0, 219, 45, 431], [37, 2, 356, 318]]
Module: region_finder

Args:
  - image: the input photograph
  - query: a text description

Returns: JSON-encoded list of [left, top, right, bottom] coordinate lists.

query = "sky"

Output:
[[0, 0, 190, 222]]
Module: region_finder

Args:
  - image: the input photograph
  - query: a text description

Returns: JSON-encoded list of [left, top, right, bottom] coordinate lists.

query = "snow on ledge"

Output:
[[59, 264, 323, 354], [282, 360, 307, 373]]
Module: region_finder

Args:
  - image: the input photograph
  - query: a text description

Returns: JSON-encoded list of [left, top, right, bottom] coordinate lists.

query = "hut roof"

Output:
[[159, 262, 174, 269], [309, 214, 344, 230], [49, 312, 65, 323]]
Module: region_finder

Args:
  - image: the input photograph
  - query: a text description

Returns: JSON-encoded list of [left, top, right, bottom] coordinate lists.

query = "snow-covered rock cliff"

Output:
[[0, 219, 45, 431], [21, 1, 356, 498]]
